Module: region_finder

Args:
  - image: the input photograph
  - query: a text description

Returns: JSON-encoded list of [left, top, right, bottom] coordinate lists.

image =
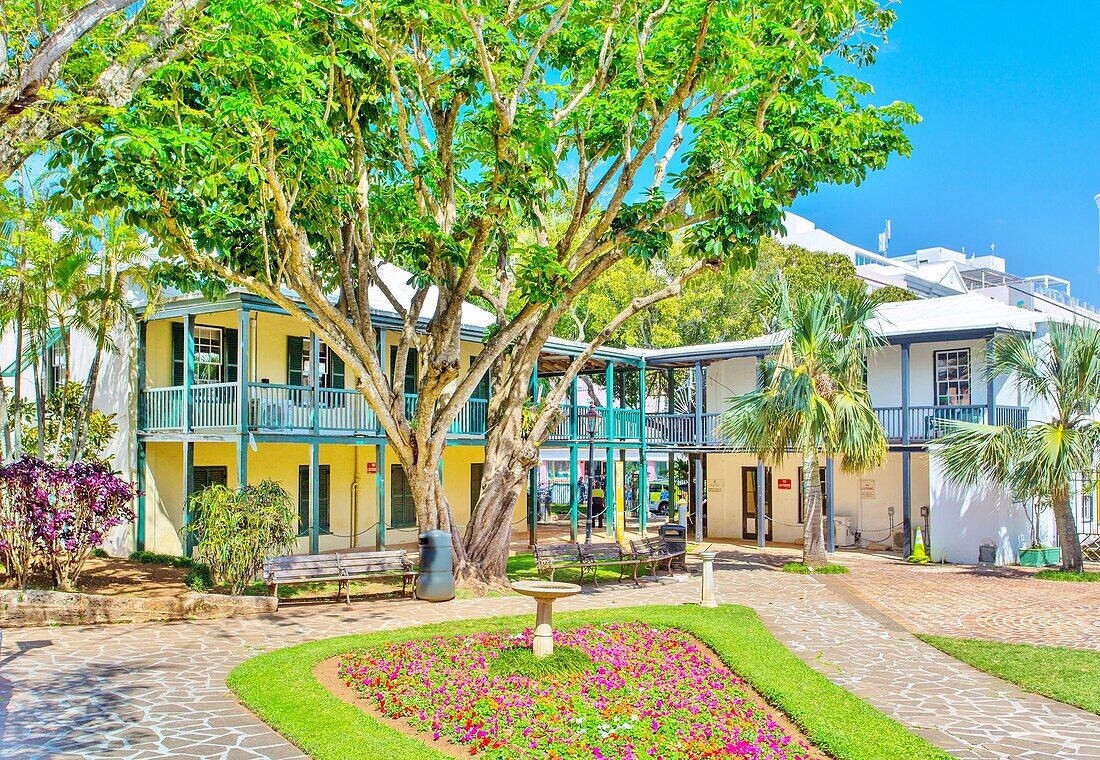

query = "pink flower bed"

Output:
[[338, 622, 816, 759]]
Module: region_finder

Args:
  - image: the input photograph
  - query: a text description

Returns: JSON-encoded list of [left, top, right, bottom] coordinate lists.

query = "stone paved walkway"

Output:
[[3, 550, 1100, 759]]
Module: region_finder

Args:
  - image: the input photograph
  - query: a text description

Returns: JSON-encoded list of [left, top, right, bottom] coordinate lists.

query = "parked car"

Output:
[[648, 481, 670, 515]]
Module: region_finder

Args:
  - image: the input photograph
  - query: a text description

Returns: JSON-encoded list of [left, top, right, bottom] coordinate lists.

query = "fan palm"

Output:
[[934, 323, 1100, 572], [718, 279, 887, 566]]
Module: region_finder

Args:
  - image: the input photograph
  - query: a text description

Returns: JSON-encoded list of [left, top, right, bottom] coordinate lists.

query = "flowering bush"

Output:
[[338, 622, 816, 759], [0, 457, 136, 590]]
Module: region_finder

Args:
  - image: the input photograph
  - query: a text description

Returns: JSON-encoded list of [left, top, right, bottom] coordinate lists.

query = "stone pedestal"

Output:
[[510, 580, 582, 659], [699, 550, 718, 608]]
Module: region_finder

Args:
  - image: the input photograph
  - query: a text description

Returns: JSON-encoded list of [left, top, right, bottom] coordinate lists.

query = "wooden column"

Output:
[[183, 441, 194, 557], [756, 457, 766, 549], [310, 441, 321, 555], [825, 455, 835, 553], [638, 364, 648, 536], [183, 314, 194, 433]]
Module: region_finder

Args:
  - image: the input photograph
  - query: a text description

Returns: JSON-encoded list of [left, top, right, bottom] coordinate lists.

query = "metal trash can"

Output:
[[659, 523, 687, 570], [978, 543, 997, 565], [415, 530, 455, 602]]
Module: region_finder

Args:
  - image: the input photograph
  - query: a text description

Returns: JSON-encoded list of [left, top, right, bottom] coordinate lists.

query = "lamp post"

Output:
[[583, 402, 598, 544]]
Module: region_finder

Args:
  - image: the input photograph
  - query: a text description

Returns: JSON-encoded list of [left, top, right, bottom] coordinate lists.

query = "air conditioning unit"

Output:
[[255, 399, 292, 429], [832, 517, 858, 548]]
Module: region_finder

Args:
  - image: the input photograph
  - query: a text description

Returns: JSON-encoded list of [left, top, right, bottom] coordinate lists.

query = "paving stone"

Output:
[[2, 544, 1098, 759]]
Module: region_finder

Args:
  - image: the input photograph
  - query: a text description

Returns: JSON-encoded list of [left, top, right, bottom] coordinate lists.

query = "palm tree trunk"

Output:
[[32, 347, 45, 459], [802, 452, 828, 566], [1052, 490, 1084, 572], [11, 290, 23, 460]]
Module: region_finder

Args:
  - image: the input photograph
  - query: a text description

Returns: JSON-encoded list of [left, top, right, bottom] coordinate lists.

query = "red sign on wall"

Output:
[[777, 478, 792, 490], [366, 462, 378, 474]]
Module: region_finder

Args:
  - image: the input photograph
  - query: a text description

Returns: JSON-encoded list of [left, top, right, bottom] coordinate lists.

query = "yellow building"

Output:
[[135, 287, 648, 557]]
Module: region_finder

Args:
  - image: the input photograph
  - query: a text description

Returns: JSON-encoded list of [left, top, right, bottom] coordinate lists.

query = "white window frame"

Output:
[[934, 348, 971, 406], [301, 339, 331, 388], [193, 326, 223, 384]]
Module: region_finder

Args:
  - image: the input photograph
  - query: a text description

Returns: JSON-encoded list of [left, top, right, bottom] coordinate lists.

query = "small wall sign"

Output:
[[861, 479, 876, 499], [777, 478, 792, 490], [366, 462, 378, 474]]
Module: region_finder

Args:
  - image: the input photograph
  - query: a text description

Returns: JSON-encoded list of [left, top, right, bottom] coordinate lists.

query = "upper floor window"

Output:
[[194, 326, 224, 384], [47, 342, 67, 395], [287, 336, 345, 390], [302, 339, 331, 388], [934, 349, 971, 406]]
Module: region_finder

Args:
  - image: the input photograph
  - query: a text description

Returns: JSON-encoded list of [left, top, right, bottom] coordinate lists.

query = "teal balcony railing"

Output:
[[139, 384, 490, 438], [544, 404, 644, 443]]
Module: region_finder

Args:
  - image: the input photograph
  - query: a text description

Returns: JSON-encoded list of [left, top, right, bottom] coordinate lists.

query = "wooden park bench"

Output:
[[580, 541, 643, 587], [630, 536, 686, 580], [533, 543, 584, 582], [264, 549, 417, 604]]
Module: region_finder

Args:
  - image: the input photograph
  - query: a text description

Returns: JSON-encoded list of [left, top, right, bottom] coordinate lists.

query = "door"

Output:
[[742, 466, 772, 541]]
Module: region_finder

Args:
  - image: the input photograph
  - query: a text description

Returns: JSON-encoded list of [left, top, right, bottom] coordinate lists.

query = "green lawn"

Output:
[[1034, 569, 1100, 583], [918, 635, 1100, 715], [781, 562, 850, 575], [229, 605, 949, 760]]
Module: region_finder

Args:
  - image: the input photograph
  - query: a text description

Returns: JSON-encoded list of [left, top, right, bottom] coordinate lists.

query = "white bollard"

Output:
[[699, 550, 718, 607]]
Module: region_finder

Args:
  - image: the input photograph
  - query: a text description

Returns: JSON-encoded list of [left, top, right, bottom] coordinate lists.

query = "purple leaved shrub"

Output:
[[0, 457, 137, 590]]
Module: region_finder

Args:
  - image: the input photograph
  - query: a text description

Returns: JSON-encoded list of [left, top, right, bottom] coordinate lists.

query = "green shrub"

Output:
[[185, 563, 214, 592], [184, 479, 297, 595], [128, 550, 194, 568]]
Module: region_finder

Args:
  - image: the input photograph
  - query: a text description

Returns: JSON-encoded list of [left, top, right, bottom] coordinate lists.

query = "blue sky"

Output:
[[791, 1, 1100, 303]]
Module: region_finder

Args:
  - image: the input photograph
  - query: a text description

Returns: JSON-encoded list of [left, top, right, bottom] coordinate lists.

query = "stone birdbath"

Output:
[[509, 580, 582, 658]]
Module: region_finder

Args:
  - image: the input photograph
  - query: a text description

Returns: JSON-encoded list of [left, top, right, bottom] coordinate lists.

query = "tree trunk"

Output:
[[802, 452, 828, 567], [1052, 490, 1084, 573], [458, 401, 540, 589], [32, 350, 45, 459]]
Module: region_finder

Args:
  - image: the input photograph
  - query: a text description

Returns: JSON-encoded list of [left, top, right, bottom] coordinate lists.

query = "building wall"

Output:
[[704, 451, 928, 548], [928, 451, 1054, 565]]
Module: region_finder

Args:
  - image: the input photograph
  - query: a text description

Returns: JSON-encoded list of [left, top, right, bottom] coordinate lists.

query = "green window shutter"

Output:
[[172, 322, 185, 386], [329, 349, 345, 389], [389, 347, 418, 395], [471, 356, 490, 399], [287, 337, 304, 386], [297, 465, 309, 535], [406, 348, 418, 394], [319, 465, 330, 532], [327, 346, 346, 408], [223, 328, 239, 383], [390, 464, 415, 528], [470, 462, 484, 517], [191, 466, 227, 493]]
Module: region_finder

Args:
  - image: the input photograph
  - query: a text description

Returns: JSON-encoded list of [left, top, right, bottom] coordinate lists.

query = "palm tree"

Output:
[[718, 279, 887, 566], [934, 323, 1100, 572], [67, 209, 158, 462]]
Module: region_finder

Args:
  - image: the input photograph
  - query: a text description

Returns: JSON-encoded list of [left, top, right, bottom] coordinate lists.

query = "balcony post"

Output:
[[694, 361, 704, 446], [137, 320, 146, 431], [237, 309, 250, 491], [825, 455, 835, 553], [902, 450, 912, 559], [375, 444, 386, 551], [693, 453, 704, 543], [605, 361, 616, 439], [310, 331, 320, 436], [986, 337, 996, 425], [183, 314, 194, 434], [136, 440, 146, 551], [310, 441, 321, 554], [182, 441, 194, 557], [900, 343, 910, 446], [638, 363, 648, 536], [529, 362, 539, 547], [569, 375, 578, 439]]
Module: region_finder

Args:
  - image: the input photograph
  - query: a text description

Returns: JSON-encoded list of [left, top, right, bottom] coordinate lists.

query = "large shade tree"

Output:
[[718, 280, 887, 566], [934, 324, 1100, 573], [63, 0, 916, 584]]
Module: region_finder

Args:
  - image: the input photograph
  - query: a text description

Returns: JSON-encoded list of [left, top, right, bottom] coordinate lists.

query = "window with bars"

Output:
[[390, 464, 416, 528], [934, 349, 971, 406], [297, 465, 331, 535]]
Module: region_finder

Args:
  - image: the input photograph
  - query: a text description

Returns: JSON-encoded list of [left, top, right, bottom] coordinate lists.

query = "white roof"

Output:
[[369, 263, 495, 329], [778, 212, 879, 261], [868, 293, 1044, 337]]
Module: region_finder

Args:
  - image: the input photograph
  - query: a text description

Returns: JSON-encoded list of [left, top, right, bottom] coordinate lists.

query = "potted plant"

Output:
[[1017, 496, 1061, 568]]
